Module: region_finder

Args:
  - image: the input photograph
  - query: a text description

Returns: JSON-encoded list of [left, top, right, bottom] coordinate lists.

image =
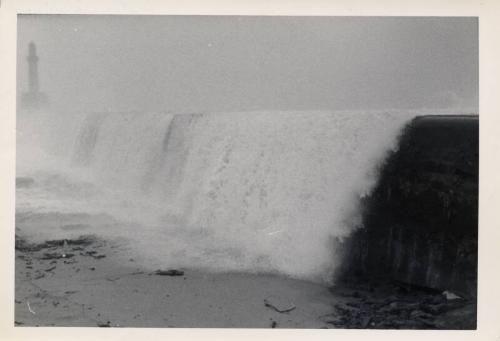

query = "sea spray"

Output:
[[16, 109, 415, 282]]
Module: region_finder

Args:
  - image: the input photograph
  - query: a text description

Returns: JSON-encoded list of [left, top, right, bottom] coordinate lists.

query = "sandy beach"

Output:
[[15, 234, 344, 328], [15, 231, 476, 329]]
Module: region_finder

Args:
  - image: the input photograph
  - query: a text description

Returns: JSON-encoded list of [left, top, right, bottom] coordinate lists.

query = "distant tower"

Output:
[[27, 42, 39, 94], [21, 41, 48, 109]]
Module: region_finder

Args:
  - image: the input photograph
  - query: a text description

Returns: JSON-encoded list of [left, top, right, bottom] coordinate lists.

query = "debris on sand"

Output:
[[106, 276, 121, 282], [82, 250, 97, 256], [97, 321, 111, 327], [27, 301, 36, 315], [41, 252, 74, 260], [15, 235, 96, 253], [34, 273, 45, 280], [79, 250, 106, 259], [264, 297, 296, 313], [154, 269, 184, 276]]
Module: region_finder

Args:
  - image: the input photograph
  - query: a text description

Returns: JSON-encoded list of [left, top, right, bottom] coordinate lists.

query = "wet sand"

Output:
[[14, 235, 342, 328]]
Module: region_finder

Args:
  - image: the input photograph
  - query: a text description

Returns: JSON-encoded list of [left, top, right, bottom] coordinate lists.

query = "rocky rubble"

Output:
[[324, 280, 476, 329]]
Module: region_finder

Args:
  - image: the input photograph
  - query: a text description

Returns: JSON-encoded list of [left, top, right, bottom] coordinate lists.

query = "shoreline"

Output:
[[15, 233, 476, 329]]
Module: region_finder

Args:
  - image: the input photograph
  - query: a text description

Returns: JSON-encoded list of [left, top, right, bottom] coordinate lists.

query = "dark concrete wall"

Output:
[[340, 115, 478, 297]]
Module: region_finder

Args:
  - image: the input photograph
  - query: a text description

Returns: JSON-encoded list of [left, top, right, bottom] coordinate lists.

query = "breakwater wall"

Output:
[[340, 115, 479, 297]]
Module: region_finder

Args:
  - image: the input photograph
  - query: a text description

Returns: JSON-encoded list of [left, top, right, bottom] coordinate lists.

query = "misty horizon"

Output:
[[17, 15, 478, 114]]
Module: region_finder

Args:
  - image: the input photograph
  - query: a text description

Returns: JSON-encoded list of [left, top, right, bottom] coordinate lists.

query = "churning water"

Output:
[[16, 109, 416, 281]]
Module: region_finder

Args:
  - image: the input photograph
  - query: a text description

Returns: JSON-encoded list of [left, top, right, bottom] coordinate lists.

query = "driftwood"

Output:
[[154, 269, 184, 276], [264, 299, 296, 313]]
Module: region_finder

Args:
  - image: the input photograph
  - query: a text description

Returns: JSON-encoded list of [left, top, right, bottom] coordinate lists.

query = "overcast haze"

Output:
[[17, 15, 478, 113]]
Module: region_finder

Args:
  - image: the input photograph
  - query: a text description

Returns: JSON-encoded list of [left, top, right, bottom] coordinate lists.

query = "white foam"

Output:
[[17, 109, 417, 281]]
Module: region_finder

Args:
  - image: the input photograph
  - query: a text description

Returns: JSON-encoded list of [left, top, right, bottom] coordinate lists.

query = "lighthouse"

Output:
[[21, 41, 48, 109], [28, 42, 39, 94]]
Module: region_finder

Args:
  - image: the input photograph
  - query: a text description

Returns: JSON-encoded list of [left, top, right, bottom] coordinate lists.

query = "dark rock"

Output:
[[434, 302, 476, 329], [361, 317, 372, 328], [329, 279, 476, 329], [346, 302, 361, 308], [334, 303, 357, 315], [420, 303, 447, 315], [409, 309, 432, 320]]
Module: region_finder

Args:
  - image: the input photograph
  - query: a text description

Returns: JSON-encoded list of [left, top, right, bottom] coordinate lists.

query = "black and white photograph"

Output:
[[10, 13, 482, 331]]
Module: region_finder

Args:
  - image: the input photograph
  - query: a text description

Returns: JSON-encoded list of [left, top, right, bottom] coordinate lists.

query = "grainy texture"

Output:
[[14, 235, 341, 328]]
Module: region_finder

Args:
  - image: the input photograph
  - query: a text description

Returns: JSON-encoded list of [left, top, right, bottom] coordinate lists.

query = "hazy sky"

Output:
[[17, 15, 478, 113]]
